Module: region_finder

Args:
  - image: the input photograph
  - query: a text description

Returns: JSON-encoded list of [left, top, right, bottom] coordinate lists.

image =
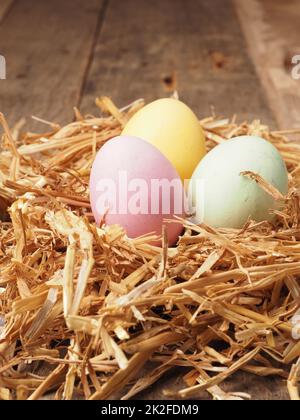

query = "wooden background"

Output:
[[1, 0, 300, 131], [1, 0, 300, 400]]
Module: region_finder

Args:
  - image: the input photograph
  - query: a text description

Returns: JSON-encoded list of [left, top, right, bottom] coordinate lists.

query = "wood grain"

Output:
[[80, 0, 275, 126], [234, 0, 300, 129], [0, 0, 105, 129], [137, 369, 289, 401], [0, 0, 14, 22], [37, 365, 290, 400], [40, 368, 290, 401]]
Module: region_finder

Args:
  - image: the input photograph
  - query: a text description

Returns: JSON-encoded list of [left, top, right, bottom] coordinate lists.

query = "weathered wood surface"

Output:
[[234, 0, 300, 129], [137, 370, 289, 401], [0, 0, 299, 400], [41, 369, 290, 401], [0, 0, 14, 22], [80, 0, 275, 126], [0, 0, 105, 129]]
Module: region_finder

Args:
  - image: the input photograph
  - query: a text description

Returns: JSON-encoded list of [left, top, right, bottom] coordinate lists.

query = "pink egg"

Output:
[[89, 136, 185, 246]]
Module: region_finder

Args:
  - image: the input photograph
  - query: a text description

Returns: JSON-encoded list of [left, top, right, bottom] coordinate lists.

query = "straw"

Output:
[[0, 97, 299, 400]]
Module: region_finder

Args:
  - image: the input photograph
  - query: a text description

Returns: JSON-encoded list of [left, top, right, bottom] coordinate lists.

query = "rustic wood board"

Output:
[[136, 370, 289, 401], [41, 369, 289, 401], [0, 0, 14, 22], [234, 0, 300, 129], [0, 0, 106, 129], [80, 0, 275, 126]]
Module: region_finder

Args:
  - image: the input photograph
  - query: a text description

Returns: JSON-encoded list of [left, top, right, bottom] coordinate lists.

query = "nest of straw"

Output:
[[0, 97, 300, 401]]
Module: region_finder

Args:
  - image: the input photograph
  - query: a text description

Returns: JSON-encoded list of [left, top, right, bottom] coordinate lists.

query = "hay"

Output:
[[0, 97, 300, 400]]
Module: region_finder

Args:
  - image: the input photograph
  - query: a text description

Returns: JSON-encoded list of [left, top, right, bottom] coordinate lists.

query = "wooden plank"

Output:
[[0, 0, 14, 22], [234, 0, 300, 129], [41, 369, 290, 400], [0, 0, 105, 129], [80, 0, 275, 127], [137, 370, 289, 401]]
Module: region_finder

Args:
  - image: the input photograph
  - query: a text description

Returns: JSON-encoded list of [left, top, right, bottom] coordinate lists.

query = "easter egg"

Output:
[[89, 135, 186, 246], [122, 98, 206, 182], [189, 135, 289, 229]]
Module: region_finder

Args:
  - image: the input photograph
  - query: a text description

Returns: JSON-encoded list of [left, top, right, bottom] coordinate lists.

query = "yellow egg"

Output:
[[122, 98, 206, 181]]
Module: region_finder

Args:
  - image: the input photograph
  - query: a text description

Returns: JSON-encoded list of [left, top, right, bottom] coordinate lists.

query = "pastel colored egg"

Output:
[[189, 135, 289, 229], [89, 135, 186, 246], [122, 98, 206, 182]]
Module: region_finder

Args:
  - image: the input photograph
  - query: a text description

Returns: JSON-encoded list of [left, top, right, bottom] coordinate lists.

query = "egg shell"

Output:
[[89, 135, 185, 246], [189, 135, 289, 229], [122, 98, 206, 182]]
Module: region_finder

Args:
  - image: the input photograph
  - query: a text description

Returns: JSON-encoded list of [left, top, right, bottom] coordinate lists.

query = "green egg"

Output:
[[189, 136, 289, 229]]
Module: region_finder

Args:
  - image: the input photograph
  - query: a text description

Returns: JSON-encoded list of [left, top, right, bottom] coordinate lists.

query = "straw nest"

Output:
[[0, 97, 300, 401]]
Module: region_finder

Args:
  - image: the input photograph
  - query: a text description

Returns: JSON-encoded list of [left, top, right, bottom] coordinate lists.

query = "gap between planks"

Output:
[[234, 0, 300, 130], [0, 0, 106, 129], [80, 0, 275, 126], [77, 0, 110, 108]]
